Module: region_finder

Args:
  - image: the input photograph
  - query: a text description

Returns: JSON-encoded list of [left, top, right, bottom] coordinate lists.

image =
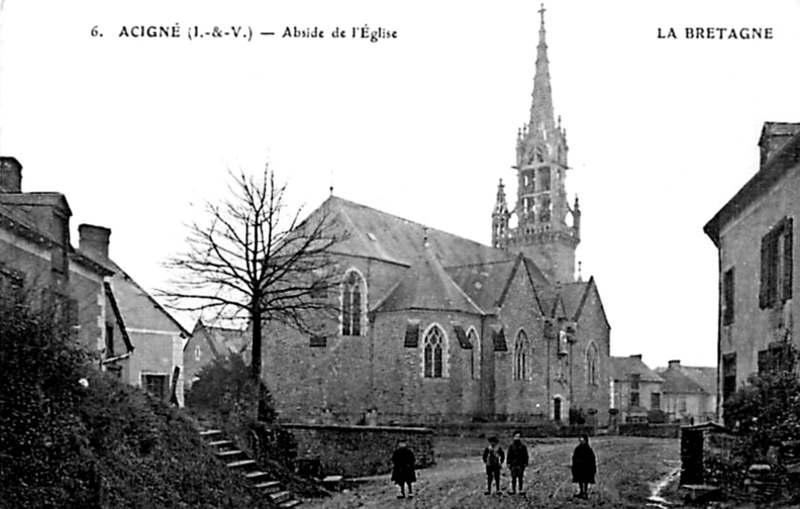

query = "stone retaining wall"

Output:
[[284, 423, 434, 478]]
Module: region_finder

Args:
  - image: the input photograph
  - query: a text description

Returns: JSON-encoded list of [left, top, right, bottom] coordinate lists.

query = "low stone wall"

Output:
[[284, 423, 434, 478], [619, 423, 680, 438], [430, 422, 597, 439]]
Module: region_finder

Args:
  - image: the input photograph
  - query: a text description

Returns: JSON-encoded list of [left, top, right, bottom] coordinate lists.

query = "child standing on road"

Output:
[[506, 432, 529, 494], [482, 436, 505, 495]]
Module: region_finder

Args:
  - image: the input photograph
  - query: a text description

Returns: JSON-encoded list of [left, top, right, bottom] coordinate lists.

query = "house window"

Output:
[[722, 352, 737, 403], [469, 328, 481, 380], [679, 397, 687, 412], [759, 217, 793, 309], [723, 268, 735, 325], [106, 324, 115, 356], [758, 343, 794, 375], [630, 373, 640, 390], [341, 270, 366, 336], [513, 330, 528, 381], [586, 341, 599, 386], [651, 392, 661, 410], [423, 325, 446, 378], [194, 345, 201, 361], [142, 374, 168, 400], [630, 390, 640, 408]]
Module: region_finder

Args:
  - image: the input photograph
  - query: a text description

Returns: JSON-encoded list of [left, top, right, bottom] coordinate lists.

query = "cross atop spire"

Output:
[[529, 3, 555, 139]]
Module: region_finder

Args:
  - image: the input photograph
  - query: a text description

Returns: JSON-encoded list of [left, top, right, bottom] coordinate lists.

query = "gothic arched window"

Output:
[[423, 324, 446, 378], [468, 328, 481, 380], [341, 270, 366, 336], [586, 341, 599, 386], [513, 330, 529, 381]]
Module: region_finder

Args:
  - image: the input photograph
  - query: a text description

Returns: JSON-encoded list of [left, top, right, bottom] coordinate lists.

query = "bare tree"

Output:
[[163, 165, 342, 383]]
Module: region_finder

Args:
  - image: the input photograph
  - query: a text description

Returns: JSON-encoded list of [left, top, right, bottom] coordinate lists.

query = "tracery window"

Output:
[[341, 270, 366, 336], [423, 325, 446, 378]]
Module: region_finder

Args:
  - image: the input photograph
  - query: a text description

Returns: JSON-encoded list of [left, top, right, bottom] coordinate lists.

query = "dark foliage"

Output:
[[186, 353, 313, 492], [0, 296, 275, 509], [723, 368, 800, 461]]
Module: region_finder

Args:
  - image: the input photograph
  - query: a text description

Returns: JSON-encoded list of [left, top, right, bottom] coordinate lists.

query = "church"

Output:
[[262, 8, 612, 426]]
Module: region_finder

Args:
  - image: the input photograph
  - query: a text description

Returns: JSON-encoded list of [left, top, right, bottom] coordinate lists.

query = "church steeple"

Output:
[[529, 4, 556, 142], [498, 4, 580, 284]]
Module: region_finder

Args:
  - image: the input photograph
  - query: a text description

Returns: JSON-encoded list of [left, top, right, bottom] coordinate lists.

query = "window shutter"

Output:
[[404, 320, 420, 348], [452, 323, 471, 349], [760, 233, 771, 309], [491, 326, 507, 352], [783, 218, 793, 301]]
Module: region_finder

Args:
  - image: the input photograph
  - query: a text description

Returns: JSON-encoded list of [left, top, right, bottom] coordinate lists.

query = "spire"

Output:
[[493, 179, 508, 216], [529, 3, 556, 140]]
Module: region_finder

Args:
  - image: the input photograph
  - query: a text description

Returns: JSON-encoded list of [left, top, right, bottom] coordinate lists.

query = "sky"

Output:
[[2, 0, 800, 369]]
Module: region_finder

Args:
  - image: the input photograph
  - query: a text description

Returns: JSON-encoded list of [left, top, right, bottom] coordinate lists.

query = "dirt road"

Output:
[[302, 436, 681, 509]]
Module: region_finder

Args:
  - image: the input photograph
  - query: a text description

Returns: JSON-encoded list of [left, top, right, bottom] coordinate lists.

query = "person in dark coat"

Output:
[[482, 436, 505, 494], [571, 435, 597, 499], [506, 432, 529, 494], [391, 439, 416, 499]]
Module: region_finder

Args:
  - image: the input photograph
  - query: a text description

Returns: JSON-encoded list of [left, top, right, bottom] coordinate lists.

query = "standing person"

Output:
[[571, 435, 597, 499], [482, 436, 505, 495], [507, 432, 529, 494], [391, 439, 416, 499]]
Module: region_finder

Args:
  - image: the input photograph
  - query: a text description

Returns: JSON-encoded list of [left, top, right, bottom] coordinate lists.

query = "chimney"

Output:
[[668, 360, 681, 369], [629, 354, 642, 360], [759, 122, 800, 168], [79, 224, 111, 260], [0, 157, 22, 193]]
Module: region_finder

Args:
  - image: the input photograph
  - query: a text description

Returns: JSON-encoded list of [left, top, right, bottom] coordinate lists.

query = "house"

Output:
[[0, 156, 111, 353], [183, 319, 248, 388], [78, 224, 190, 405], [610, 355, 664, 423], [704, 121, 800, 422], [655, 360, 716, 424], [0, 156, 188, 405], [261, 9, 613, 426]]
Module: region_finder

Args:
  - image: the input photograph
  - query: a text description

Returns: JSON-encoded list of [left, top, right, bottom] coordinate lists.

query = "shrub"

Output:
[[723, 365, 800, 461], [0, 292, 274, 508], [186, 353, 297, 466]]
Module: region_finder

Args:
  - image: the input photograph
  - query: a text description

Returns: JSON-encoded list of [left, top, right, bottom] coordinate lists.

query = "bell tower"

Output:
[[499, 4, 581, 284]]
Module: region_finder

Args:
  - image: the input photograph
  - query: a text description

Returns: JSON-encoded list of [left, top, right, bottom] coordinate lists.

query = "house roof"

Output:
[[85, 253, 191, 338], [610, 356, 664, 383], [190, 320, 248, 356], [704, 125, 800, 245], [374, 243, 484, 315], [655, 364, 716, 395]]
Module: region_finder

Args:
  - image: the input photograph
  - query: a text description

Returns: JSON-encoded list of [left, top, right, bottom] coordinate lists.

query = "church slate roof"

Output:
[[373, 243, 484, 315], [318, 195, 598, 319], [325, 196, 514, 268], [446, 259, 519, 311]]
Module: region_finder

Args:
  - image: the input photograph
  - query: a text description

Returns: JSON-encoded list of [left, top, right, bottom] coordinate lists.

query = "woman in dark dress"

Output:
[[391, 440, 416, 499], [571, 435, 597, 499]]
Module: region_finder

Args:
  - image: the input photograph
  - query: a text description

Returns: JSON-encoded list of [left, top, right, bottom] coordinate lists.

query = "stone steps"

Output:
[[198, 426, 302, 507]]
